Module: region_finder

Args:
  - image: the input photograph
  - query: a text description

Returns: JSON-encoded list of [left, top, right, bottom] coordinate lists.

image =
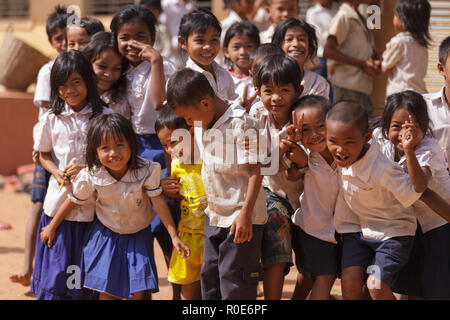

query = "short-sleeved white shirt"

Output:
[[423, 88, 450, 164], [100, 91, 131, 121], [186, 58, 238, 102], [372, 128, 449, 233], [33, 104, 111, 222], [337, 142, 421, 240], [197, 102, 268, 228], [259, 24, 276, 44], [327, 2, 375, 95], [34, 61, 54, 111], [301, 70, 330, 99], [292, 151, 339, 243], [382, 32, 428, 97], [249, 101, 304, 210], [228, 70, 255, 102], [69, 158, 162, 234], [306, 2, 340, 58], [125, 58, 177, 135]]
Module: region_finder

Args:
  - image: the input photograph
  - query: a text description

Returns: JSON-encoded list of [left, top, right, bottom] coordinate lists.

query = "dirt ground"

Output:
[[0, 190, 341, 300]]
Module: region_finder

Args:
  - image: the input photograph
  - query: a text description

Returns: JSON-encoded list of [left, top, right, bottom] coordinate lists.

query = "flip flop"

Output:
[[0, 221, 12, 230]]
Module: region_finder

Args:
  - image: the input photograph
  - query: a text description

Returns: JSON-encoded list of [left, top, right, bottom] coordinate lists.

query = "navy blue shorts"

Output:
[[295, 227, 341, 280], [394, 223, 450, 299], [30, 164, 51, 202], [341, 232, 414, 288]]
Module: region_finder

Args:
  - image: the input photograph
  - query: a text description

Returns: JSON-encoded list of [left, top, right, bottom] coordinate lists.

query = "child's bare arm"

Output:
[[151, 194, 190, 258], [230, 164, 263, 244], [40, 198, 78, 247], [419, 188, 450, 222], [40, 152, 69, 186]]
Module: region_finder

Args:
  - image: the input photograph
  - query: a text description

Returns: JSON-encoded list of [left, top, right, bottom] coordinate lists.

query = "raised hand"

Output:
[[128, 40, 162, 64], [401, 115, 421, 152], [241, 84, 257, 113], [286, 111, 304, 143]]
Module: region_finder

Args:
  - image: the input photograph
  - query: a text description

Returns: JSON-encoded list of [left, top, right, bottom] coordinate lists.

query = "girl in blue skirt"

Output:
[[32, 50, 110, 299], [41, 113, 190, 300]]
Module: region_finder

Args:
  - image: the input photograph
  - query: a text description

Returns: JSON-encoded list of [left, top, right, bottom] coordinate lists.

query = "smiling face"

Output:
[[92, 49, 122, 95], [267, 0, 300, 25], [67, 26, 90, 51], [296, 106, 327, 153], [117, 22, 153, 66], [388, 108, 424, 155], [282, 26, 309, 68], [224, 34, 258, 75], [258, 81, 299, 126], [157, 126, 184, 158], [326, 120, 371, 168], [181, 26, 221, 72], [96, 132, 131, 180], [57, 71, 88, 111]]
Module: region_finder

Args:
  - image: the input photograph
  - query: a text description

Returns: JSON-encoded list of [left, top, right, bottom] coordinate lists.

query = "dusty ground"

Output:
[[0, 190, 341, 300]]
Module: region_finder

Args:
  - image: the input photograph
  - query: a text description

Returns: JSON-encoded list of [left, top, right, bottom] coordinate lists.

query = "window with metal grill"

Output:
[[86, 0, 135, 15], [0, 0, 29, 18]]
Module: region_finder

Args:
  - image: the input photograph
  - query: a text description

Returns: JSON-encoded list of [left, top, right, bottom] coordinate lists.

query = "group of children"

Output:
[[8, 0, 450, 301]]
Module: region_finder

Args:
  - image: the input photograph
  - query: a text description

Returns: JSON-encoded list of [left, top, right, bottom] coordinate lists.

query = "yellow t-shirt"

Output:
[[171, 158, 206, 234]]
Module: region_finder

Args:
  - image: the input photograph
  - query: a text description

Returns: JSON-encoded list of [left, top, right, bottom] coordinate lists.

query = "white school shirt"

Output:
[[68, 158, 162, 234], [32, 61, 54, 145], [125, 58, 177, 135], [292, 150, 339, 244], [249, 101, 304, 210], [197, 101, 268, 228], [301, 70, 330, 99], [306, 2, 340, 58], [372, 128, 450, 233], [228, 70, 255, 101], [423, 88, 450, 164], [259, 24, 276, 44], [186, 57, 238, 101], [33, 104, 111, 221], [336, 142, 421, 241], [161, 0, 198, 48], [382, 32, 428, 97], [100, 91, 131, 120]]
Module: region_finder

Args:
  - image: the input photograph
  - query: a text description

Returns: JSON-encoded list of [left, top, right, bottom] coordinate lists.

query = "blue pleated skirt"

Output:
[[82, 219, 159, 299], [30, 212, 92, 300]]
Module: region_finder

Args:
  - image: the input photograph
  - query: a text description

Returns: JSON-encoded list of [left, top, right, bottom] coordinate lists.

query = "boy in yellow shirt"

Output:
[[156, 105, 206, 300]]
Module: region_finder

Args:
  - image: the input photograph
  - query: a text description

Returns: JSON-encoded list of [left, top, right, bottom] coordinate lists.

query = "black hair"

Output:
[[272, 18, 318, 59], [381, 90, 432, 140], [439, 35, 450, 65], [166, 68, 215, 109], [86, 113, 145, 175], [267, 0, 299, 6], [249, 43, 285, 72], [291, 94, 330, 119], [253, 54, 303, 91], [326, 100, 369, 135], [394, 0, 431, 48], [138, 0, 162, 12], [50, 50, 107, 117], [46, 5, 69, 41], [110, 5, 157, 45], [155, 104, 190, 133], [178, 8, 222, 40], [81, 31, 127, 104], [223, 21, 260, 68], [68, 16, 105, 36]]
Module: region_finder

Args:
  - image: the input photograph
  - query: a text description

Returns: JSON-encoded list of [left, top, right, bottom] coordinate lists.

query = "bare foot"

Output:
[[10, 272, 32, 286]]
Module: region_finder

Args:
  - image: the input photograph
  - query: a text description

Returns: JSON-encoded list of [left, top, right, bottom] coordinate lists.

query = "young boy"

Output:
[[326, 101, 450, 300], [10, 6, 69, 287], [323, 0, 381, 117], [166, 68, 267, 300], [260, 0, 300, 44], [156, 105, 206, 300], [423, 35, 450, 164]]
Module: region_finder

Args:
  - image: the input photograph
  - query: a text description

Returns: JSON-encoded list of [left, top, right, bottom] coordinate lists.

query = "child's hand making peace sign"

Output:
[[401, 115, 422, 153]]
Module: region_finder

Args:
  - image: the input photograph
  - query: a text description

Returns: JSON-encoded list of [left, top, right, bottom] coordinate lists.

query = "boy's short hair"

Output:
[[249, 43, 284, 68], [155, 104, 190, 133], [292, 94, 330, 116], [439, 35, 450, 65], [326, 100, 369, 135], [46, 5, 69, 41], [166, 68, 215, 109], [253, 54, 303, 90], [178, 8, 222, 39]]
